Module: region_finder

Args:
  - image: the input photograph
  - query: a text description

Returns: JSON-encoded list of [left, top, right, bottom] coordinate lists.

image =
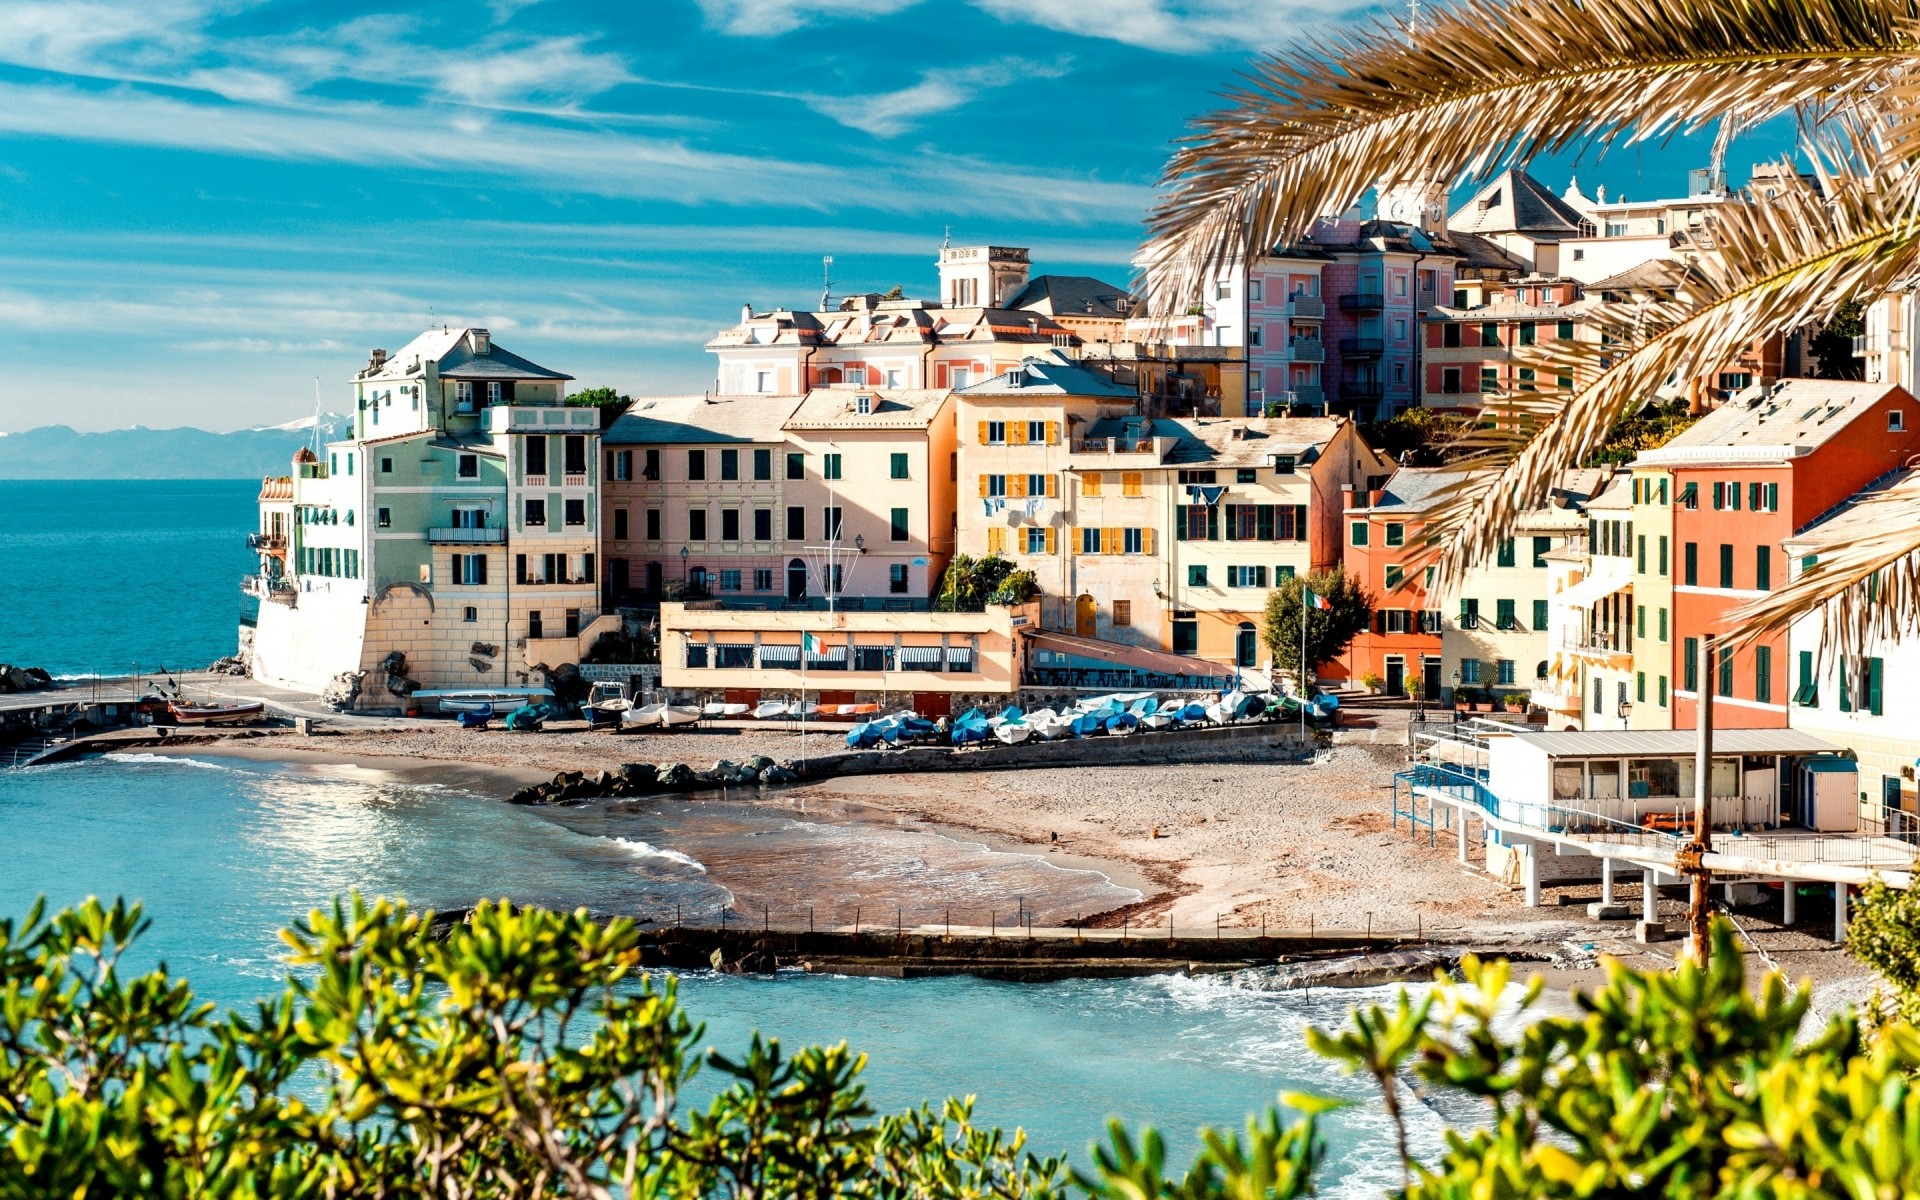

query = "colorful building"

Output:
[[1634, 379, 1920, 729]]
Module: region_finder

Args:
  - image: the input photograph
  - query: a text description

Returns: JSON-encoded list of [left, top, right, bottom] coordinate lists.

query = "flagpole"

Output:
[[1300, 584, 1308, 739], [800, 632, 809, 770]]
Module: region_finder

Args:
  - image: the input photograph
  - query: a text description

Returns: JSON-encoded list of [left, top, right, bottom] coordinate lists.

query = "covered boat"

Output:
[[166, 699, 267, 726], [751, 700, 790, 720], [413, 686, 555, 716]]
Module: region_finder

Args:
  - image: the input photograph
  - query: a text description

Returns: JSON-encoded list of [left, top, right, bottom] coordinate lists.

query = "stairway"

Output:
[[0, 737, 59, 770]]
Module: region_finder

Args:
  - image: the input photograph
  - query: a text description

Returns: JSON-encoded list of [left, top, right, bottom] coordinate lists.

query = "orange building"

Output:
[[1635, 379, 1920, 729], [1331, 469, 1447, 695]]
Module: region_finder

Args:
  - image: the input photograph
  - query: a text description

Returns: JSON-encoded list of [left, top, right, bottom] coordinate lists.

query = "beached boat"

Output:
[[751, 700, 789, 720], [1025, 708, 1068, 739], [413, 686, 555, 716], [623, 703, 702, 730], [993, 720, 1031, 745], [585, 682, 631, 729], [167, 699, 266, 726], [702, 701, 749, 718]]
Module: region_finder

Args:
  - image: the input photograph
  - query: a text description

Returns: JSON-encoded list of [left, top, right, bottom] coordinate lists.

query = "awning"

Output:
[[899, 645, 945, 664], [758, 644, 799, 666], [1554, 558, 1633, 611]]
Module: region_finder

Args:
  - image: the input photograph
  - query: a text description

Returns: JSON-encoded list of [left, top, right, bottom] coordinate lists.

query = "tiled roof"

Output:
[[603, 394, 803, 446], [1006, 274, 1132, 320], [1449, 169, 1591, 238], [1354, 466, 1606, 520], [1589, 259, 1694, 292], [1639, 379, 1911, 460], [957, 354, 1135, 399], [1162, 417, 1344, 466], [356, 328, 571, 382], [784, 388, 950, 431]]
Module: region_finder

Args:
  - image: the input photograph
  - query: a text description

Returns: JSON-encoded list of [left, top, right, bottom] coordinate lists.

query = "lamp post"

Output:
[[1618, 697, 1633, 730], [679, 545, 689, 588]]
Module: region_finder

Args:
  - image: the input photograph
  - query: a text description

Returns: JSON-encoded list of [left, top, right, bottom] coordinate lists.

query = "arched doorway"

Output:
[[1235, 622, 1258, 668], [1074, 594, 1096, 637], [787, 558, 809, 601]]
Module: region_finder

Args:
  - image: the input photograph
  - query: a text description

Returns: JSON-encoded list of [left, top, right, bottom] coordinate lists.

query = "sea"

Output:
[[0, 479, 1452, 1194]]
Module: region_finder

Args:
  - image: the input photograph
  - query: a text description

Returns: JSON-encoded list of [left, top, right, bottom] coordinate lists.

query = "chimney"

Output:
[[368, 348, 388, 372], [470, 329, 491, 356], [741, 303, 753, 323]]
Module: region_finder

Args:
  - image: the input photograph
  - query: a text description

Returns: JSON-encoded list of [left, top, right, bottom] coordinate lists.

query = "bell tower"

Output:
[[1377, 178, 1450, 236]]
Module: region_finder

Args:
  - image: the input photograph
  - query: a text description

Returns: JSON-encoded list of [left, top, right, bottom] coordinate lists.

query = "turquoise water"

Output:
[[0, 479, 258, 675], [0, 754, 1444, 1193]]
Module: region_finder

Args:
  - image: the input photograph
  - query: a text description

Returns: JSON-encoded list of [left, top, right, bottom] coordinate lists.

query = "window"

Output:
[[1024, 527, 1047, 554], [985, 421, 1006, 445], [1480, 322, 1499, 347], [890, 453, 909, 480], [1796, 650, 1819, 707], [1384, 565, 1404, 589], [754, 568, 773, 591], [1683, 542, 1698, 586], [1755, 545, 1772, 591], [1112, 600, 1133, 626], [720, 449, 739, 481], [1658, 607, 1667, 642], [1460, 659, 1482, 685], [1496, 538, 1515, 567], [1636, 535, 1646, 573], [1756, 645, 1773, 704], [1121, 472, 1143, 497], [1556, 319, 1575, 340], [1026, 473, 1049, 499], [1459, 598, 1480, 629], [753, 448, 772, 480], [1658, 535, 1669, 576], [824, 453, 843, 481], [1083, 473, 1103, 497], [1349, 519, 1370, 547], [565, 499, 585, 527], [524, 498, 546, 528], [1765, 482, 1778, 511], [1480, 367, 1499, 393], [753, 508, 772, 541], [755, 371, 772, 394], [719, 569, 742, 592], [646, 509, 661, 540], [787, 506, 804, 540], [1385, 523, 1405, 547], [377, 507, 391, 528], [1532, 536, 1551, 567], [1894, 409, 1907, 432], [1519, 322, 1536, 346], [1237, 468, 1258, 484], [1717, 644, 1734, 697], [823, 506, 843, 540], [458, 454, 478, 479], [463, 606, 477, 623], [1027, 420, 1048, 444], [720, 508, 739, 541], [1496, 599, 1519, 630], [984, 474, 1007, 498], [1228, 566, 1269, 588], [455, 381, 474, 412], [1684, 637, 1699, 691], [887, 563, 909, 594], [1123, 528, 1144, 554], [1532, 599, 1549, 630], [787, 452, 804, 480], [688, 510, 707, 540], [688, 450, 706, 481], [451, 553, 488, 585], [613, 509, 628, 541], [1719, 543, 1734, 589], [890, 507, 910, 542], [1497, 659, 1516, 685], [1188, 564, 1208, 587], [379, 456, 394, 475], [1680, 482, 1698, 510]]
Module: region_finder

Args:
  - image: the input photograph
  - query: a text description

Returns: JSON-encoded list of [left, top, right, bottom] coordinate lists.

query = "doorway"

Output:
[[787, 558, 808, 601], [644, 561, 663, 599], [1422, 657, 1442, 701], [1075, 594, 1096, 637], [1235, 622, 1258, 668], [1384, 656, 1405, 698]]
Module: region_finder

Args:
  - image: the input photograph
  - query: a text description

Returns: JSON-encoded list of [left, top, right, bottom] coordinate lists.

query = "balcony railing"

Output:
[[1340, 292, 1385, 312], [1339, 336, 1385, 357], [429, 526, 507, 544], [1278, 386, 1324, 412], [241, 574, 297, 605], [1073, 437, 1156, 454], [1341, 380, 1387, 402], [1286, 338, 1325, 363], [1287, 295, 1325, 318], [524, 474, 549, 488], [564, 473, 589, 487], [246, 532, 286, 551]]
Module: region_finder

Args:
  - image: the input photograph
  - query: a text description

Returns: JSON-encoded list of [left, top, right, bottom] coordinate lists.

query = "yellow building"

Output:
[[1629, 463, 1676, 728]]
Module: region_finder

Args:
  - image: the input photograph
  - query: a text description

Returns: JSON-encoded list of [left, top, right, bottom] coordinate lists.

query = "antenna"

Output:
[[312, 377, 323, 455], [1407, 0, 1420, 40], [941, 225, 951, 250], [820, 256, 834, 311]]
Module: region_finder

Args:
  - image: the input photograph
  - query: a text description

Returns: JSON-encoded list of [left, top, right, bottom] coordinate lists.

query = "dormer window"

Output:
[[856, 395, 872, 415]]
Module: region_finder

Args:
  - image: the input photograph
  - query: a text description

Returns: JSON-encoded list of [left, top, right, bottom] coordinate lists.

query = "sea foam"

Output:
[[602, 836, 707, 873]]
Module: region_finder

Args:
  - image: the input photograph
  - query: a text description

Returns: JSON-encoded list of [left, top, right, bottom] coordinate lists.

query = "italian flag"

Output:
[[803, 632, 819, 653], [1304, 588, 1331, 611]]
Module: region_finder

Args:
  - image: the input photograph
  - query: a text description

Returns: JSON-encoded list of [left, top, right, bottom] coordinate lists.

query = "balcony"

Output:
[[524, 474, 548, 488], [1341, 380, 1387, 404], [1277, 386, 1324, 412], [1073, 437, 1157, 454], [429, 526, 507, 544], [486, 405, 599, 433], [1286, 338, 1325, 363], [241, 573, 297, 605], [563, 473, 589, 487], [1340, 292, 1385, 312], [246, 532, 286, 552], [1339, 336, 1385, 357], [1287, 295, 1325, 319]]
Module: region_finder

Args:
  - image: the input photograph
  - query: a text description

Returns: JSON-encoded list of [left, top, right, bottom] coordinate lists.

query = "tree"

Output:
[[1812, 298, 1868, 381], [1261, 568, 1372, 687], [1359, 408, 1472, 467], [568, 386, 632, 410], [1847, 878, 1920, 1028], [1141, 0, 1920, 662], [933, 554, 1031, 612]]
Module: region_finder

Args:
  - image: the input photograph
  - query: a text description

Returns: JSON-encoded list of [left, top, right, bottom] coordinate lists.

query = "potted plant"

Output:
[[1473, 689, 1496, 713], [1360, 671, 1384, 695], [1452, 687, 1474, 713], [1502, 692, 1528, 714]]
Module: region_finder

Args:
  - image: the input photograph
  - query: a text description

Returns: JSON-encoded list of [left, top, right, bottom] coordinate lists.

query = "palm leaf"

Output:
[[1142, 0, 1920, 309], [1420, 159, 1920, 593]]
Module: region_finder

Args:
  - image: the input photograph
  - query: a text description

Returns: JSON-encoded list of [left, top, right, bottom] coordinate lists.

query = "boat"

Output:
[[623, 703, 702, 730], [413, 687, 555, 716], [659, 704, 702, 727], [1025, 708, 1068, 739], [585, 682, 631, 729], [950, 707, 991, 746], [1103, 711, 1141, 736], [751, 700, 790, 720], [167, 699, 266, 726], [506, 701, 561, 732], [457, 704, 496, 730], [702, 701, 749, 718], [993, 720, 1031, 745]]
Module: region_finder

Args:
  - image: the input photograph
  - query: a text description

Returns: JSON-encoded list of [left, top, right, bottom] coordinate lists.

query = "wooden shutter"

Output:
[[978, 474, 989, 497], [1009, 422, 1027, 446], [1083, 473, 1102, 497], [1044, 527, 1056, 555], [987, 527, 1005, 554], [977, 421, 990, 444], [1071, 526, 1083, 555], [1010, 475, 1028, 498], [1141, 528, 1155, 556], [1102, 528, 1117, 556], [1046, 421, 1060, 445], [1046, 474, 1058, 498]]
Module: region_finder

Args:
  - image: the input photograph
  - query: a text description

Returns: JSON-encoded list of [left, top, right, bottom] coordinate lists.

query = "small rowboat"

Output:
[[751, 700, 790, 720], [168, 699, 265, 726], [703, 702, 749, 718]]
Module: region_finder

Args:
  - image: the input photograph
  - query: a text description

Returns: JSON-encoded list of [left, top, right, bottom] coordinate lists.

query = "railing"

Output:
[[241, 574, 297, 605], [524, 474, 549, 488], [1025, 666, 1236, 691], [1277, 386, 1324, 412], [1341, 380, 1387, 401], [1287, 295, 1325, 318], [1339, 337, 1385, 356], [1557, 629, 1630, 655], [564, 473, 589, 487], [428, 527, 507, 544], [246, 532, 285, 551], [1286, 339, 1324, 363], [1072, 438, 1156, 454], [692, 597, 935, 613], [1340, 292, 1385, 312]]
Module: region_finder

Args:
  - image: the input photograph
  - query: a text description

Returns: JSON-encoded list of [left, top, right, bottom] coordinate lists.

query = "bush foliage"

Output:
[[4, 899, 1920, 1199]]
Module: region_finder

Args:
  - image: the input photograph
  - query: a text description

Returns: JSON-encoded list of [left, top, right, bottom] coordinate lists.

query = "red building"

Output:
[[1331, 469, 1446, 695], [1638, 379, 1920, 728]]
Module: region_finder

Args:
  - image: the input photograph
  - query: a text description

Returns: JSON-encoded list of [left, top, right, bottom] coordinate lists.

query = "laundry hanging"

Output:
[[1185, 485, 1227, 506]]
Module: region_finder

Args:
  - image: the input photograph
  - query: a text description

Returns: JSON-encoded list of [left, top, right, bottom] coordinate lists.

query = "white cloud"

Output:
[[971, 0, 1355, 52], [804, 57, 1071, 138], [696, 0, 923, 37]]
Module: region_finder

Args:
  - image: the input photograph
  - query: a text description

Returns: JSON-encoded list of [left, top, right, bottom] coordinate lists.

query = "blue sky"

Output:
[[0, 0, 1799, 433]]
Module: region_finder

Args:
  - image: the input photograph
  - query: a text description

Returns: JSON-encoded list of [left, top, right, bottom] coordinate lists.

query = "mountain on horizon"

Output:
[[0, 416, 352, 480]]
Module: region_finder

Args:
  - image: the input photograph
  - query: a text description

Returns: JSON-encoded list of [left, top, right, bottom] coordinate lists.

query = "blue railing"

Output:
[[1397, 763, 1686, 847]]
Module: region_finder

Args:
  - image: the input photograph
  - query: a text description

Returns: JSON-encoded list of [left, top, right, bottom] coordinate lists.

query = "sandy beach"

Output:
[[112, 707, 1880, 1003]]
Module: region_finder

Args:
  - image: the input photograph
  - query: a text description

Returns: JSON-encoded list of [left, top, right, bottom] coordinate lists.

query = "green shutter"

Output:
[[1795, 650, 1818, 707], [1532, 599, 1548, 631], [1755, 646, 1771, 705], [1869, 656, 1885, 716], [1683, 638, 1699, 692]]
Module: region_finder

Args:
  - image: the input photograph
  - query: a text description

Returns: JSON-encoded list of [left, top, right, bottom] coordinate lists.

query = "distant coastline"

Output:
[[0, 418, 347, 480]]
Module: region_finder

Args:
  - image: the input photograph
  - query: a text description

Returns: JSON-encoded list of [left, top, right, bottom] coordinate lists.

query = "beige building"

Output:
[[659, 600, 1036, 715], [1628, 463, 1676, 728]]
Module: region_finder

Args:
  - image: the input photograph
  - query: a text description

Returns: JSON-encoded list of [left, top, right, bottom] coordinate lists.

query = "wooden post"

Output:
[[1686, 635, 1715, 962]]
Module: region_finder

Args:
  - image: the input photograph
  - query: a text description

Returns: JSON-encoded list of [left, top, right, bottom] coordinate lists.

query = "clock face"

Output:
[[1388, 199, 1407, 220]]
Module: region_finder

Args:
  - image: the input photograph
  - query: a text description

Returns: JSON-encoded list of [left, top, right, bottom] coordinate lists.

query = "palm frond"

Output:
[[1423, 161, 1920, 592], [1142, 0, 1920, 309], [1729, 476, 1920, 665]]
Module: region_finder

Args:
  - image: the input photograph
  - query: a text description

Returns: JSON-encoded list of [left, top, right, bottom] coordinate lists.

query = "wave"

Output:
[[601, 836, 707, 873], [101, 752, 236, 771]]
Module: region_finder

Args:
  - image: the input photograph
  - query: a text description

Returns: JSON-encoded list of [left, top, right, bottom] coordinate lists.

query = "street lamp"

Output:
[[679, 545, 689, 585], [853, 534, 865, 552], [1618, 697, 1633, 729]]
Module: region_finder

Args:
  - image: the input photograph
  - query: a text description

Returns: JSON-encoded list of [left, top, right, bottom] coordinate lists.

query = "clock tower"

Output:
[[1376, 177, 1450, 238]]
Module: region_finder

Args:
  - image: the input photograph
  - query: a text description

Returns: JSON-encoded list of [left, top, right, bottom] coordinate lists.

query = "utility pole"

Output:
[[1683, 633, 1715, 962]]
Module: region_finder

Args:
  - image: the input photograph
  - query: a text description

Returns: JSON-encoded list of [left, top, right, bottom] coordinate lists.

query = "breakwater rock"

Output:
[[506, 756, 793, 804], [1231, 948, 1462, 991], [0, 665, 54, 694]]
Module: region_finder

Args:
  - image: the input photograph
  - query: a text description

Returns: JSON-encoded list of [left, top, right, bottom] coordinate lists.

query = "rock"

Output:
[[1235, 949, 1458, 992], [657, 763, 694, 789], [711, 759, 739, 775], [617, 763, 659, 792], [759, 765, 797, 785], [1634, 920, 1670, 944], [320, 671, 364, 711], [745, 755, 774, 772], [544, 662, 587, 708], [1586, 902, 1632, 921], [506, 784, 550, 805], [0, 665, 54, 693], [206, 655, 249, 677]]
